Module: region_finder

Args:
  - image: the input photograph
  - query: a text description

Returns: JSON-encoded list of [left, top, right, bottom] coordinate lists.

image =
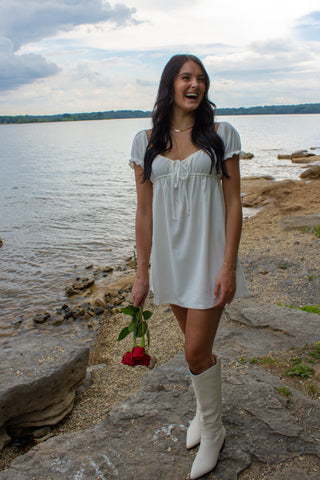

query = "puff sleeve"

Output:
[[129, 130, 148, 169], [219, 122, 242, 161]]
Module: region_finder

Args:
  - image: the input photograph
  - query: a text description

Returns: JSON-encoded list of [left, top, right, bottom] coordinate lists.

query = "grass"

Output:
[[277, 303, 320, 315], [301, 224, 320, 238], [247, 343, 320, 401], [309, 342, 320, 360], [286, 359, 314, 379], [249, 357, 275, 365], [277, 386, 291, 397]]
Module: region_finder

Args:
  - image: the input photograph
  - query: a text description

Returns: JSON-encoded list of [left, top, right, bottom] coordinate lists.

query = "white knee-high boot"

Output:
[[186, 400, 200, 449], [186, 354, 217, 449], [190, 358, 226, 480]]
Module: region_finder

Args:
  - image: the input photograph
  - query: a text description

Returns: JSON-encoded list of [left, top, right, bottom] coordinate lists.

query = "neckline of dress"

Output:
[[143, 122, 223, 163]]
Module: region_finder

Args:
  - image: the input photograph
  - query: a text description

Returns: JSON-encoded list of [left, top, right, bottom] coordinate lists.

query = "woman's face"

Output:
[[172, 60, 206, 113]]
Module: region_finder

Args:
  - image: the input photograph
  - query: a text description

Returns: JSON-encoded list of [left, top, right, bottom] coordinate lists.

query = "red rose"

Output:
[[132, 346, 151, 367], [121, 351, 135, 366]]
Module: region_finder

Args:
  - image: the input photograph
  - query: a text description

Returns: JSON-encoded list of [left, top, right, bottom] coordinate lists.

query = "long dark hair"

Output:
[[143, 54, 227, 182]]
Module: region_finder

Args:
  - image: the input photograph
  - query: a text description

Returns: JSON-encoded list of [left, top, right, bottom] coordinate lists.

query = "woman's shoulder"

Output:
[[217, 121, 239, 135], [217, 121, 240, 142], [133, 129, 148, 144], [216, 121, 241, 159], [130, 130, 149, 169]]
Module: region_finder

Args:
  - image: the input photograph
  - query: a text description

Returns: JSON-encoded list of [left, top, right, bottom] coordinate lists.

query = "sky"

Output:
[[0, 0, 319, 115]]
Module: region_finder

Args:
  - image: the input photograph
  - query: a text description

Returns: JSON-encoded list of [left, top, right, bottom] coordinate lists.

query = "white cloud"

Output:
[[1, 0, 320, 114], [0, 36, 60, 91], [0, 0, 137, 49]]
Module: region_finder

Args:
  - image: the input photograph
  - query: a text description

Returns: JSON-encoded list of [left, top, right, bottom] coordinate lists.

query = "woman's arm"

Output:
[[132, 164, 153, 307], [214, 155, 242, 307]]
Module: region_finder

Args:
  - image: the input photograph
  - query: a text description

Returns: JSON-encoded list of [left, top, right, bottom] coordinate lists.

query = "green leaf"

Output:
[[117, 326, 130, 341], [143, 310, 152, 320], [128, 320, 137, 333], [121, 305, 138, 316]]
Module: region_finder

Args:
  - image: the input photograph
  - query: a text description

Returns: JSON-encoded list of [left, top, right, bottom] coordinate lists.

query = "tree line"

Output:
[[1, 104, 320, 125]]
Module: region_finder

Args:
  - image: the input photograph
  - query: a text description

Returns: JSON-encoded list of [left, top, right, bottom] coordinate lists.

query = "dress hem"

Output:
[[152, 291, 250, 310]]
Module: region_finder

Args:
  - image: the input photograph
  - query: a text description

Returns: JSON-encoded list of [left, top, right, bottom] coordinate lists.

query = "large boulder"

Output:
[[0, 331, 89, 448]]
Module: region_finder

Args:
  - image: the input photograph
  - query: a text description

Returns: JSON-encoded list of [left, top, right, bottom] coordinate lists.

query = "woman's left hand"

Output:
[[213, 265, 236, 308]]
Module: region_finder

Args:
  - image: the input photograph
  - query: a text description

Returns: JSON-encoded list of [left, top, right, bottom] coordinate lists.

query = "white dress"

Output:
[[129, 121, 249, 309]]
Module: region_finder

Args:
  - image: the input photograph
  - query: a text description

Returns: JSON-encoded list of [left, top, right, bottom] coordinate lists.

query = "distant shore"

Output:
[[1, 103, 320, 125]]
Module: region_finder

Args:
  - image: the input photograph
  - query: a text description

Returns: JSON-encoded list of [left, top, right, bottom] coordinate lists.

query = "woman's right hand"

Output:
[[132, 275, 149, 308]]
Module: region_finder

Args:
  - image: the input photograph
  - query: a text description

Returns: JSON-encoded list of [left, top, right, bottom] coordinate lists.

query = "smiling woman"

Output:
[[129, 53, 249, 479]]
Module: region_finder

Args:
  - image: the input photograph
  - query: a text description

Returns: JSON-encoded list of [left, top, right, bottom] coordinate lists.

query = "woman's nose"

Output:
[[191, 78, 198, 88]]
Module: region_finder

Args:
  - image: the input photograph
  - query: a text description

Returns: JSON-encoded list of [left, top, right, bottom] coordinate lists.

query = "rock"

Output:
[[292, 151, 315, 158], [50, 314, 65, 326], [92, 297, 106, 308], [91, 305, 104, 315], [102, 266, 114, 275], [1, 346, 319, 480], [72, 277, 95, 291], [241, 178, 297, 197], [0, 333, 89, 448], [220, 298, 320, 356], [66, 278, 95, 296], [241, 152, 254, 159], [243, 175, 275, 180], [0, 427, 10, 449], [292, 155, 319, 164], [300, 165, 320, 179], [241, 193, 267, 207], [33, 312, 51, 324], [278, 151, 316, 160], [103, 273, 136, 297], [0, 237, 3, 248], [278, 212, 320, 231], [65, 285, 79, 297], [33, 426, 51, 440], [10, 317, 23, 328]]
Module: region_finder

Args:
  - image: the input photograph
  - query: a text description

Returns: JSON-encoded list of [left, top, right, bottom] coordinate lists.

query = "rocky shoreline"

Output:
[[0, 149, 319, 478]]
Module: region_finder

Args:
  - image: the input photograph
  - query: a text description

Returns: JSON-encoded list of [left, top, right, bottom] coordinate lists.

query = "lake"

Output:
[[0, 114, 319, 334]]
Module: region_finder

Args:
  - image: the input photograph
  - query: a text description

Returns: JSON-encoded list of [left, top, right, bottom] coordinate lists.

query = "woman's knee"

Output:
[[184, 344, 213, 374]]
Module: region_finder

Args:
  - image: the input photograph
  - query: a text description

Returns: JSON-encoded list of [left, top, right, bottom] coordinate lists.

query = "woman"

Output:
[[129, 54, 248, 479]]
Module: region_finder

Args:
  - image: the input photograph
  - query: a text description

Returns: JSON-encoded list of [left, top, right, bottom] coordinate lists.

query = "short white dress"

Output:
[[129, 121, 249, 309]]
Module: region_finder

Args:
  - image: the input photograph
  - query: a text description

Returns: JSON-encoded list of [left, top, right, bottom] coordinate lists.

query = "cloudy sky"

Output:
[[0, 0, 319, 115]]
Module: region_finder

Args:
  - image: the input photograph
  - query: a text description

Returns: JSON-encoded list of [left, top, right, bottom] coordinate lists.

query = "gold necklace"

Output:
[[171, 125, 194, 133]]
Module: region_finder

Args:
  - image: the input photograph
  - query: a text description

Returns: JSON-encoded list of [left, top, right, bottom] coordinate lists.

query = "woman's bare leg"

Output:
[[184, 307, 223, 374], [170, 304, 188, 334]]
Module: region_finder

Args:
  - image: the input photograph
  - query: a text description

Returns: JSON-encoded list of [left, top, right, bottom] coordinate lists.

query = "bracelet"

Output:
[[223, 261, 237, 272]]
